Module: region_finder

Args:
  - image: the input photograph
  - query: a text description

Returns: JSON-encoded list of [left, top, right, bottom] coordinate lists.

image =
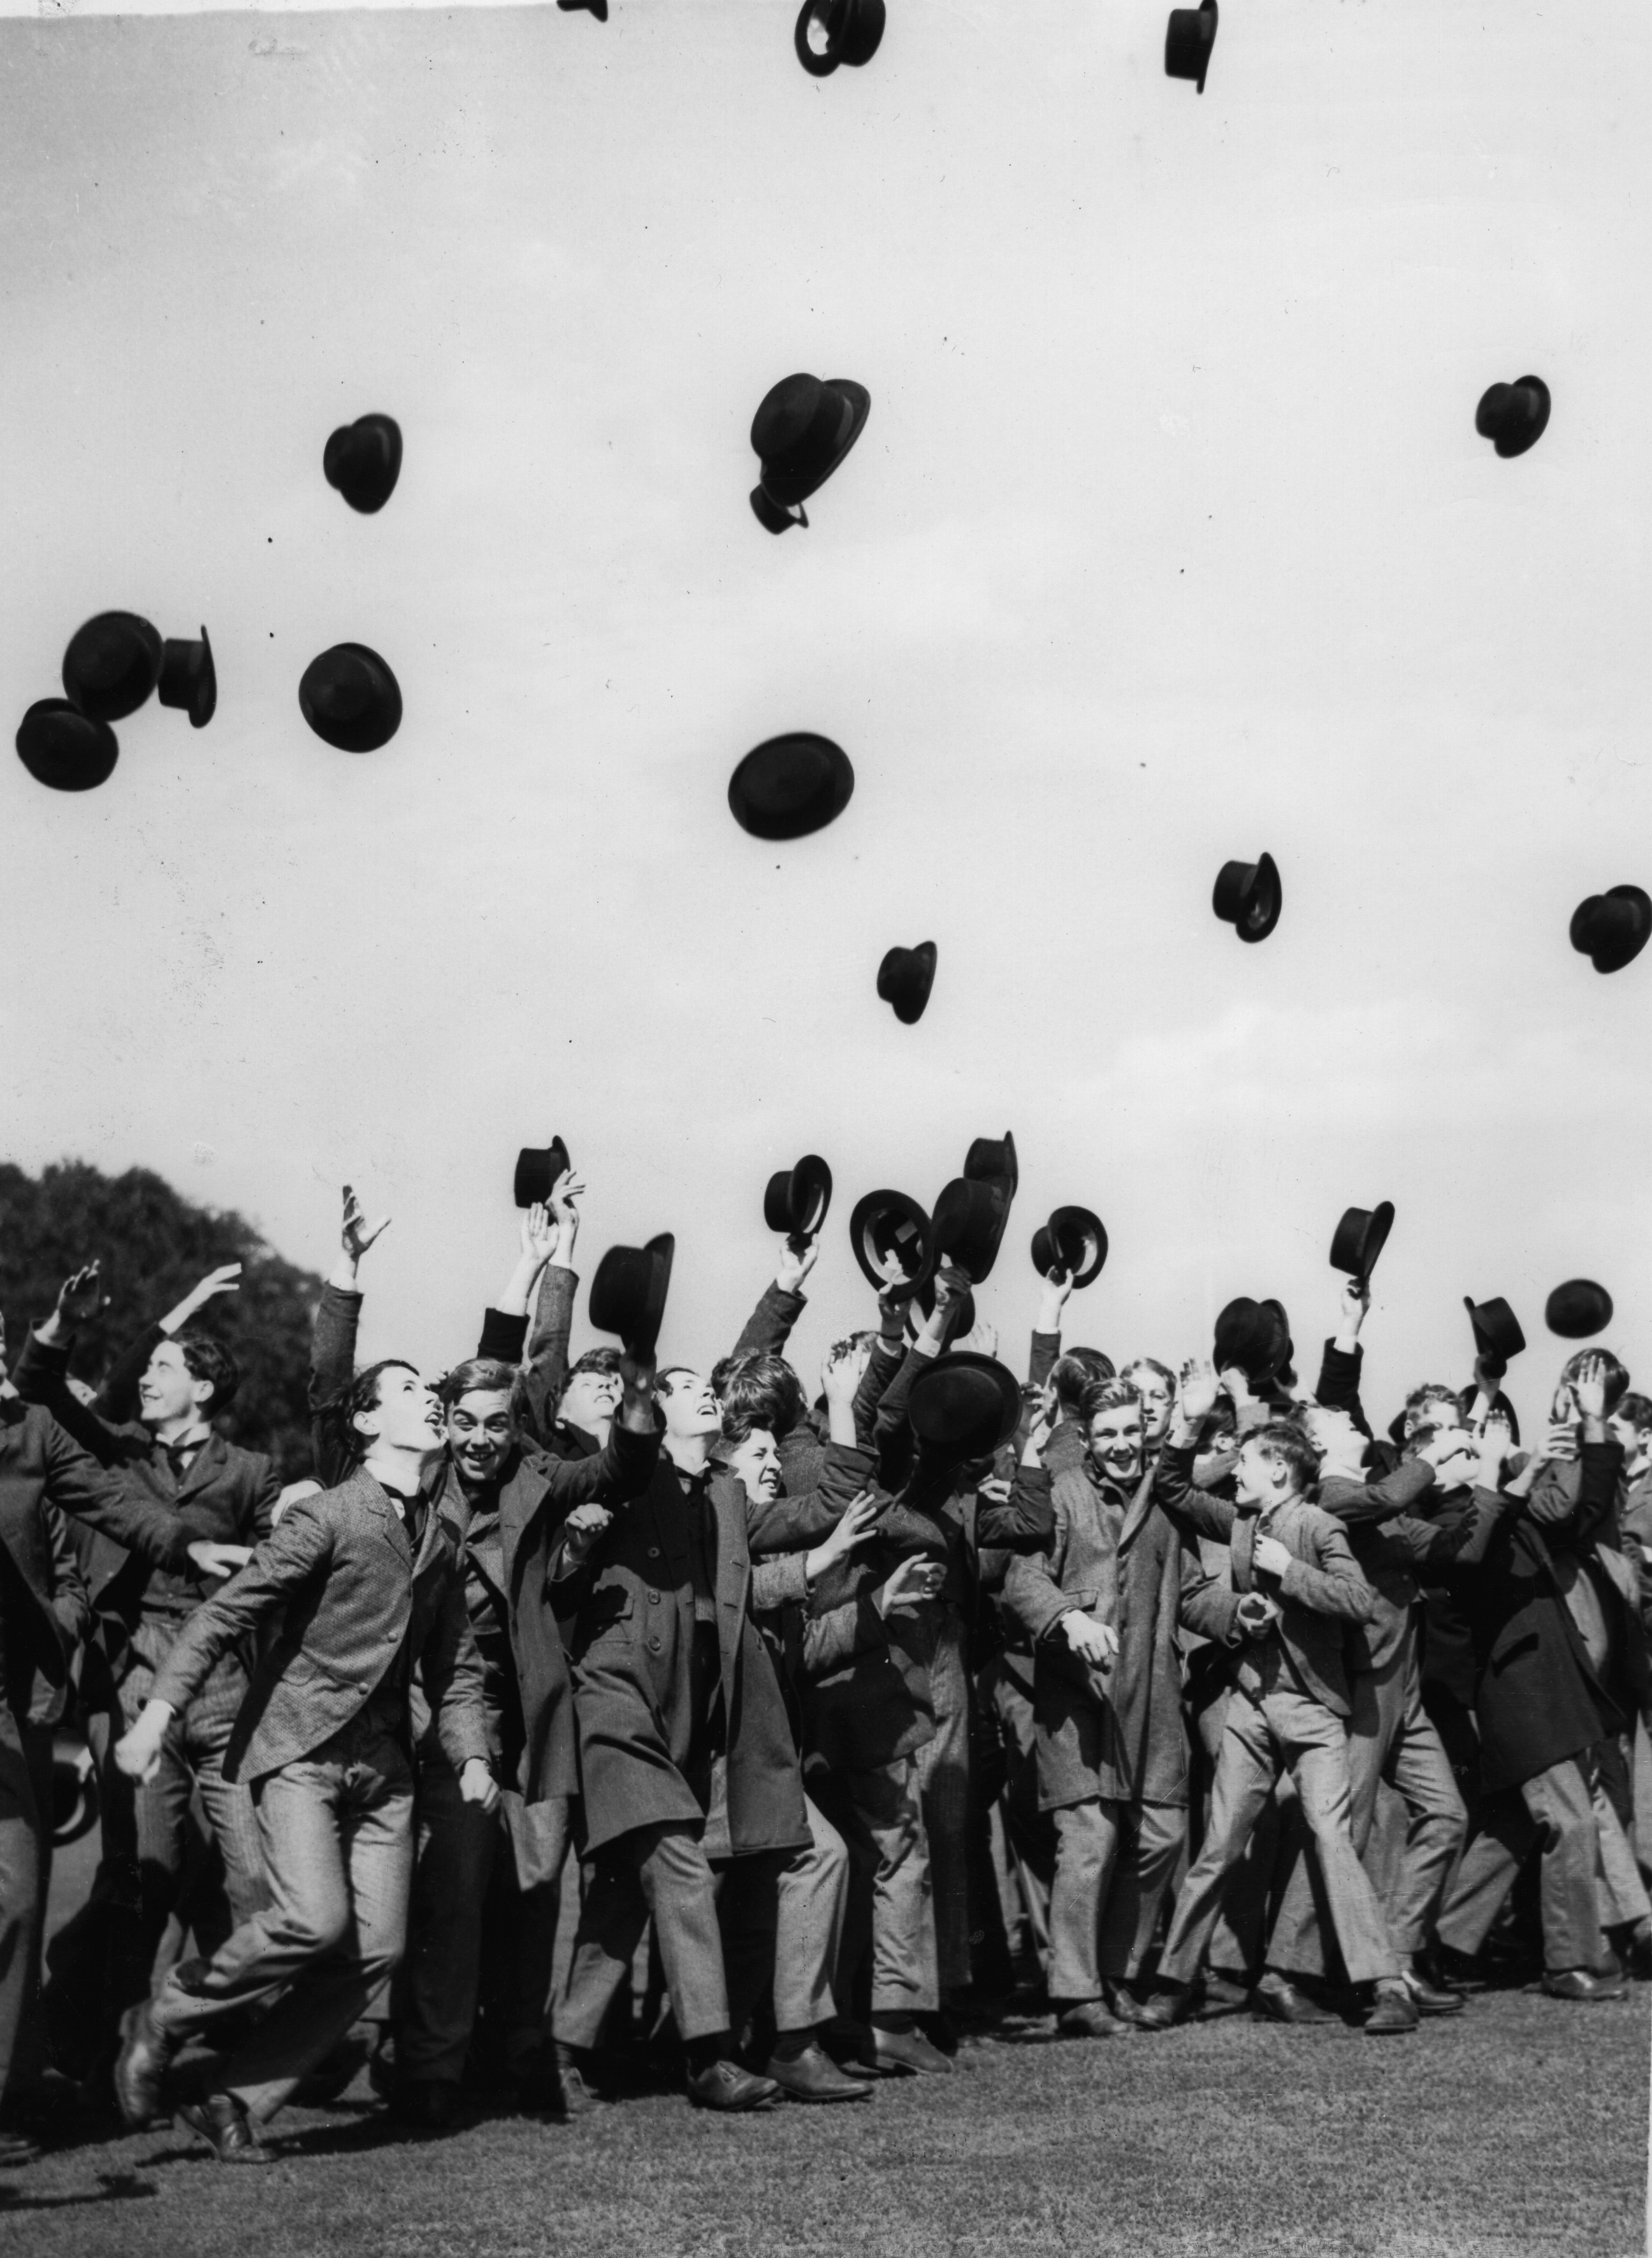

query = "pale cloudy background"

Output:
[[0, 0, 1647, 1433]]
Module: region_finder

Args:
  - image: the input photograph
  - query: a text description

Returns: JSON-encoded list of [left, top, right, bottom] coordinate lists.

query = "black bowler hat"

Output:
[[1463, 1294, 1526, 1381], [299, 644, 402, 753], [913, 1264, 975, 1342], [1260, 1298, 1297, 1391], [15, 700, 119, 793], [1546, 1279, 1614, 1340], [932, 1175, 1013, 1284], [1213, 1296, 1289, 1384], [849, 1189, 932, 1298], [765, 1154, 833, 1239], [728, 733, 854, 840], [908, 1352, 1022, 1457], [157, 628, 216, 729], [62, 612, 163, 723], [965, 1132, 1018, 1196], [878, 941, 936, 1025], [1165, 0, 1217, 92], [324, 414, 403, 514], [1031, 1206, 1108, 1290], [1570, 886, 1651, 975], [1475, 376, 1550, 460], [794, 0, 885, 78], [1330, 1201, 1395, 1285], [51, 1751, 99, 1849], [558, 0, 607, 16], [514, 1136, 572, 1210], [589, 1232, 674, 1356], [1213, 853, 1282, 943], [750, 374, 871, 533]]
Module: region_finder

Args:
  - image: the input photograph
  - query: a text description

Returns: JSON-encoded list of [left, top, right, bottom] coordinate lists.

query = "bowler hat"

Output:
[[1545, 1279, 1614, 1340], [849, 1189, 932, 1298], [1260, 1299, 1297, 1391], [728, 733, 854, 841], [1330, 1201, 1395, 1284], [62, 612, 163, 723], [765, 1154, 833, 1239], [878, 941, 937, 1025], [514, 1136, 572, 1210], [1031, 1206, 1108, 1290], [157, 628, 216, 729], [1213, 853, 1282, 943], [1213, 1296, 1289, 1385], [750, 373, 871, 532], [964, 1132, 1018, 1196], [558, 0, 607, 16], [299, 644, 402, 753], [932, 1175, 1013, 1285], [589, 1232, 674, 1356], [16, 700, 119, 793], [1463, 1295, 1525, 1381], [324, 414, 403, 514], [913, 1265, 975, 1342], [51, 1749, 99, 1849], [1569, 886, 1651, 975], [908, 1352, 1022, 1457], [794, 0, 885, 79], [1165, 0, 1217, 93], [1475, 375, 1550, 460]]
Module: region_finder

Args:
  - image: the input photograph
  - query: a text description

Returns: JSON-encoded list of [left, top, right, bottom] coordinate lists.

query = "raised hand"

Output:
[[808, 1488, 882, 1578], [562, 1503, 613, 1565], [1337, 1275, 1370, 1338], [1036, 1268, 1074, 1333], [55, 1261, 110, 1329], [161, 1261, 245, 1336], [549, 1169, 584, 1257], [1062, 1609, 1117, 1669], [776, 1234, 821, 1294], [1217, 1363, 1255, 1411], [1569, 1353, 1607, 1422], [338, 1185, 391, 1275], [520, 1200, 558, 1271], [1176, 1358, 1220, 1429], [874, 1249, 916, 1310], [875, 1554, 945, 1617], [822, 1343, 862, 1408]]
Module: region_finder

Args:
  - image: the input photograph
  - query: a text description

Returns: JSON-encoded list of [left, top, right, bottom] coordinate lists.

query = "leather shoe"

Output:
[[1363, 1986, 1420, 2036], [820, 2023, 884, 2080], [765, 2043, 873, 2102], [1252, 1975, 1340, 2027], [1541, 1967, 1627, 2002], [871, 2025, 953, 2076], [176, 2094, 269, 2164], [1102, 1980, 1152, 2025], [1133, 1986, 1193, 2031], [1055, 2001, 1132, 2039], [0, 2130, 40, 2169], [1192, 1973, 1252, 2020], [685, 2059, 780, 2111], [113, 2002, 174, 2129], [1403, 1971, 1465, 2017], [391, 2080, 460, 2132], [551, 2044, 600, 2115]]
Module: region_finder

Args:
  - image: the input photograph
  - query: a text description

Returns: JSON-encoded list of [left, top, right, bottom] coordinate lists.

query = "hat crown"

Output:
[[62, 612, 163, 721]]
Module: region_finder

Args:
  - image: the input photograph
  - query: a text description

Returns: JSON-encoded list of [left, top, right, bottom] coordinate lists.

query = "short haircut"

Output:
[[655, 1365, 700, 1396], [1562, 1348, 1631, 1415], [174, 1331, 240, 1417], [1240, 1420, 1319, 1494], [437, 1357, 523, 1416], [315, 1358, 419, 1477], [1051, 1347, 1116, 1416], [1119, 1356, 1174, 1396], [1402, 1383, 1460, 1435], [718, 1407, 777, 1450], [1615, 1391, 1652, 1436], [709, 1350, 806, 1440], [561, 1346, 623, 1393], [1080, 1378, 1143, 1426], [827, 1330, 878, 1364]]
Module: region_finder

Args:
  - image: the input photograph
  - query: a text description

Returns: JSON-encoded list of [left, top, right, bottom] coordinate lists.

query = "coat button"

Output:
[[647, 1590, 660, 1605], [647, 1635, 662, 1653], [648, 1546, 661, 1558]]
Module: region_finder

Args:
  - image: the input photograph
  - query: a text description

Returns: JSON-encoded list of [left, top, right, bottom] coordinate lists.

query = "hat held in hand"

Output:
[[62, 612, 163, 723], [932, 1175, 1013, 1285], [514, 1136, 572, 1210], [728, 733, 854, 840], [765, 1154, 833, 1240], [16, 700, 119, 792], [1330, 1201, 1395, 1285], [1475, 376, 1549, 460], [849, 1189, 932, 1299], [1213, 853, 1281, 943], [324, 414, 403, 514], [1031, 1207, 1108, 1290], [908, 1351, 1022, 1457], [1570, 885, 1651, 975], [157, 628, 216, 730], [913, 1263, 975, 1343], [589, 1233, 674, 1357], [1545, 1279, 1613, 1340], [299, 644, 402, 753], [964, 1131, 1018, 1196], [750, 373, 871, 532], [878, 941, 936, 1025], [1463, 1294, 1525, 1381], [1212, 1296, 1289, 1386], [794, 0, 885, 80], [1165, 0, 1217, 92]]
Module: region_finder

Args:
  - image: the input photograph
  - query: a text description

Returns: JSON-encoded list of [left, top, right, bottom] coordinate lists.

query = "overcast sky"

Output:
[[1, 0, 1648, 1435]]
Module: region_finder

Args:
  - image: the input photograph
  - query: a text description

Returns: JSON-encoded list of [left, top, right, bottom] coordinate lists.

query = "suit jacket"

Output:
[[554, 1456, 810, 1858], [148, 1466, 490, 1784], [1003, 1428, 1238, 1809], [1154, 1443, 1376, 1718]]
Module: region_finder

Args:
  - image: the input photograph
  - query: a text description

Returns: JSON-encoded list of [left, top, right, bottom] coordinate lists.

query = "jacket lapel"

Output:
[[1231, 1510, 1257, 1594], [357, 1470, 414, 1567], [1119, 1464, 1158, 1554], [175, 1433, 228, 1505]]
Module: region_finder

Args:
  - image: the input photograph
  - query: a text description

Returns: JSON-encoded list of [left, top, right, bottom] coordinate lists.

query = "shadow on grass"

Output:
[[0, 2169, 158, 2213]]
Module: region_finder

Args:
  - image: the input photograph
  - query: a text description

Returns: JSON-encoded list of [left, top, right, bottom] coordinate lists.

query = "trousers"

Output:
[[1436, 1754, 1605, 1973], [910, 1609, 972, 1994], [1268, 1648, 1465, 1976], [150, 1711, 414, 2124], [0, 1713, 47, 2112], [769, 1794, 848, 2032], [809, 1753, 938, 2016], [553, 1819, 730, 2049], [1048, 1797, 1184, 2001], [1159, 1654, 1400, 1988]]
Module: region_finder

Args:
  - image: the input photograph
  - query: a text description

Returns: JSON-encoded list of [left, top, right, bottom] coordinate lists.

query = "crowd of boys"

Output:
[[0, 1162, 1646, 2168]]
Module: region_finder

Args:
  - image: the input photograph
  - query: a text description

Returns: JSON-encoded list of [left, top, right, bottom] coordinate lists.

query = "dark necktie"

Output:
[[386, 1488, 426, 1556], [166, 1441, 197, 1488]]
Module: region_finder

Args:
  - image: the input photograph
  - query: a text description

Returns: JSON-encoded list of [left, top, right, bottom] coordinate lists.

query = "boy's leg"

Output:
[[1155, 1685, 1280, 1988], [1273, 1693, 1401, 1986], [1046, 1799, 1120, 2007]]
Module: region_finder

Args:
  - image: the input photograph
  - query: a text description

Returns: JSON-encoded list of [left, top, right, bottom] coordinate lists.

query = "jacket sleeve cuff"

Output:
[[751, 1552, 811, 1610]]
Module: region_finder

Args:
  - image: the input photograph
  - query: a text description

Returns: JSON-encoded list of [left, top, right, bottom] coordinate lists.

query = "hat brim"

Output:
[[849, 1189, 933, 1298], [1033, 1207, 1107, 1290], [759, 381, 871, 509], [1329, 1199, 1394, 1281], [765, 1155, 833, 1238], [1493, 377, 1551, 459], [908, 1351, 1021, 1455]]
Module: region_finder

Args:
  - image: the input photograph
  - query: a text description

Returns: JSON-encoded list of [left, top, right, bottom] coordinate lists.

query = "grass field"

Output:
[[3, 1983, 1646, 2258]]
